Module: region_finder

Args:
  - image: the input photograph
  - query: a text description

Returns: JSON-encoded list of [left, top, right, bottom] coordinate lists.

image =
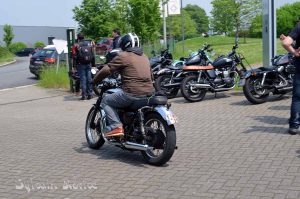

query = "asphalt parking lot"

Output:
[[1, 86, 300, 199]]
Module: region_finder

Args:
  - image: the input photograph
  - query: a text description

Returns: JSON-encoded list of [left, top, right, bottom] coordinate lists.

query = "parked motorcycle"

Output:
[[242, 53, 295, 104], [150, 49, 173, 79], [154, 44, 213, 98], [85, 77, 177, 166], [180, 44, 247, 102]]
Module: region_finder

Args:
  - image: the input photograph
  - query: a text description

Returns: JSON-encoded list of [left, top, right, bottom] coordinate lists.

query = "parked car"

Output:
[[95, 38, 112, 55], [29, 47, 65, 78], [15, 48, 35, 56]]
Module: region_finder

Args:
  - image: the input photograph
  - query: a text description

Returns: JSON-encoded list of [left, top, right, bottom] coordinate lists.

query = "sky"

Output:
[[0, 0, 298, 27]]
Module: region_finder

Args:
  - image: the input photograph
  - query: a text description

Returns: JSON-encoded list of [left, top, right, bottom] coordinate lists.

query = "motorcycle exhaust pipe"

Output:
[[193, 84, 212, 89], [164, 83, 181, 87], [278, 86, 293, 92], [123, 142, 153, 151]]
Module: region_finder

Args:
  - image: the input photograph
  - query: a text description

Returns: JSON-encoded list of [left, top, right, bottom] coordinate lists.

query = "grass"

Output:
[[0, 46, 14, 65], [38, 65, 70, 89], [173, 36, 286, 65]]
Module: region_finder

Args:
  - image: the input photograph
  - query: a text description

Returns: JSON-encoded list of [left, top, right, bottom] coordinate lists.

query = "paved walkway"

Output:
[[1, 86, 300, 199]]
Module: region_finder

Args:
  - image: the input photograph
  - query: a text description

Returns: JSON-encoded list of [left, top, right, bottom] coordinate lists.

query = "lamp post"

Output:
[[162, 0, 169, 49]]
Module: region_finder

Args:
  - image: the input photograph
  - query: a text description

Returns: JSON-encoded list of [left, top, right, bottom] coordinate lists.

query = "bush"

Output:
[[8, 42, 27, 54], [38, 65, 70, 89], [0, 46, 14, 63], [34, 41, 45, 48]]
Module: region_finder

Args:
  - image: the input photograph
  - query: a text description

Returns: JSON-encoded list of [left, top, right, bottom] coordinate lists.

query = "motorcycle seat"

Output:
[[129, 95, 168, 110], [183, 65, 214, 71]]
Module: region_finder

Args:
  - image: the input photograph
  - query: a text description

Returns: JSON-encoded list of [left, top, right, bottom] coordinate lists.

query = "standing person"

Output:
[[280, 19, 300, 135], [92, 33, 154, 137], [112, 28, 121, 49], [73, 33, 95, 100]]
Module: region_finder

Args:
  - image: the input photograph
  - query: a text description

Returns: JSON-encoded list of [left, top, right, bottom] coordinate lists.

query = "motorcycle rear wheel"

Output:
[[243, 76, 269, 104], [154, 75, 179, 99], [180, 76, 207, 102], [85, 107, 105, 149], [141, 113, 176, 166]]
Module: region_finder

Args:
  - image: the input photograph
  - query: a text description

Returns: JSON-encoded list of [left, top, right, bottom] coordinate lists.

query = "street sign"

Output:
[[168, 0, 180, 15]]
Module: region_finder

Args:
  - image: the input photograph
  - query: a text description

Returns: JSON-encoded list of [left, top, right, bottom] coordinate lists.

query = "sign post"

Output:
[[262, 0, 276, 67], [66, 29, 75, 92]]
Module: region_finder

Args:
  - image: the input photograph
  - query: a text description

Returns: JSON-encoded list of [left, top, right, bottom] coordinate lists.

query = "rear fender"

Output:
[[154, 106, 177, 125], [244, 68, 266, 79]]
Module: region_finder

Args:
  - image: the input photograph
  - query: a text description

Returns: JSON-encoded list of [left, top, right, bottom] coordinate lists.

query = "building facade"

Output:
[[0, 25, 75, 46]]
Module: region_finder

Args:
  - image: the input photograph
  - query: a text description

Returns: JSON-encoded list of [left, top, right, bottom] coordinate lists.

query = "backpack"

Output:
[[77, 41, 93, 64]]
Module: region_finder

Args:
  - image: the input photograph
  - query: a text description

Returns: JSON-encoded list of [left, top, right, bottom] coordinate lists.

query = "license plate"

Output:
[[35, 61, 43, 64], [166, 112, 177, 124], [238, 79, 245, 87]]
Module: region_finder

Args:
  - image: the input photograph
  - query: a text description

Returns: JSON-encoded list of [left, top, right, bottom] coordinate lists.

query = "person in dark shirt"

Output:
[[280, 19, 300, 135], [112, 28, 121, 49]]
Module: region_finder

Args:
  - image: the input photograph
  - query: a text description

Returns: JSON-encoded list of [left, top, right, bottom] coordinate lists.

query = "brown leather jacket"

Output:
[[92, 48, 154, 96]]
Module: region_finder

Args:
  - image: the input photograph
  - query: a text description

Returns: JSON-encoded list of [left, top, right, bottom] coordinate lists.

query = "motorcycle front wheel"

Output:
[[243, 76, 269, 104], [85, 107, 105, 149], [141, 113, 176, 166], [180, 76, 207, 102], [154, 75, 179, 99]]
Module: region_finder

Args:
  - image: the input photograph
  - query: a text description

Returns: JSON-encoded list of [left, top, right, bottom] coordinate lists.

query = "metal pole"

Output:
[[167, 2, 170, 50], [162, 0, 167, 49], [262, 0, 276, 67], [181, 0, 185, 53]]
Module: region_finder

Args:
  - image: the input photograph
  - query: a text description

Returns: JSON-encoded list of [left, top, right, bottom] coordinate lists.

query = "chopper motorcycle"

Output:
[[180, 44, 247, 102], [242, 53, 295, 104], [154, 44, 213, 98], [85, 77, 177, 166]]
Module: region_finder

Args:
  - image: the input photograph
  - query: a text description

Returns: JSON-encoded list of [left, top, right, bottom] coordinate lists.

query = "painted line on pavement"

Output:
[[0, 84, 37, 92]]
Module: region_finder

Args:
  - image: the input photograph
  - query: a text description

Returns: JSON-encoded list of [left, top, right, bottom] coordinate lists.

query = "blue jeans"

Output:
[[101, 90, 139, 132], [78, 64, 92, 97], [290, 59, 300, 129]]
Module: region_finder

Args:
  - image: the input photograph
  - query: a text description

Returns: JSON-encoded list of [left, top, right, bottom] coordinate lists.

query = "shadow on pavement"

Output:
[[73, 142, 164, 168], [242, 126, 288, 134], [170, 92, 231, 104], [251, 115, 288, 126], [268, 105, 290, 111], [296, 150, 300, 158]]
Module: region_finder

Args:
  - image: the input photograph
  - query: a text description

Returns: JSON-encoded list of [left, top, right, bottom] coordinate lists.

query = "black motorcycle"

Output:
[[150, 49, 173, 79], [154, 44, 213, 98], [85, 77, 177, 166], [242, 53, 295, 104], [180, 44, 247, 102]]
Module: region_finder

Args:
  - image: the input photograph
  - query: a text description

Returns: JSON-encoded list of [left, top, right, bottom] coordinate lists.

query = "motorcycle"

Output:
[[149, 49, 173, 79], [85, 77, 177, 166], [242, 53, 295, 104], [180, 44, 247, 102], [154, 44, 213, 98]]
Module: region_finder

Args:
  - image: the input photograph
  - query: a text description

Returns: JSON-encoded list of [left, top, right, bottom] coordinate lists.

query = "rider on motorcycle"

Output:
[[92, 33, 154, 137]]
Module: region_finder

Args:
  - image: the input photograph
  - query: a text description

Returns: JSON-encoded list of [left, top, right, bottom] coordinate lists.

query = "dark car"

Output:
[[29, 48, 65, 77], [15, 48, 36, 56], [95, 38, 112, 55]]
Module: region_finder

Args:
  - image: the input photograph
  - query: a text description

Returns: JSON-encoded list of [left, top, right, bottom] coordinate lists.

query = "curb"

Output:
[[0, 59, 17, 67]]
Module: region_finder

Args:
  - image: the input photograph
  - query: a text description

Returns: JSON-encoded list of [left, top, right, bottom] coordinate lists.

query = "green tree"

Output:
[[73, 0, 118, 39], [3, 24, 14, 47], [249, 2, 300, 38], [168, 10, 197, 40], [34, 41, 45, 48], [277, 2, 300, 36], [128, 0, 161, 43], [184, 4, 209, 34], [211, 0, 236, 35]]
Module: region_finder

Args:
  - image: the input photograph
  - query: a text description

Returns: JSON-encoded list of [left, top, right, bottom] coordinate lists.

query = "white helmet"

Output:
[[119, 33, 140, 50]]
